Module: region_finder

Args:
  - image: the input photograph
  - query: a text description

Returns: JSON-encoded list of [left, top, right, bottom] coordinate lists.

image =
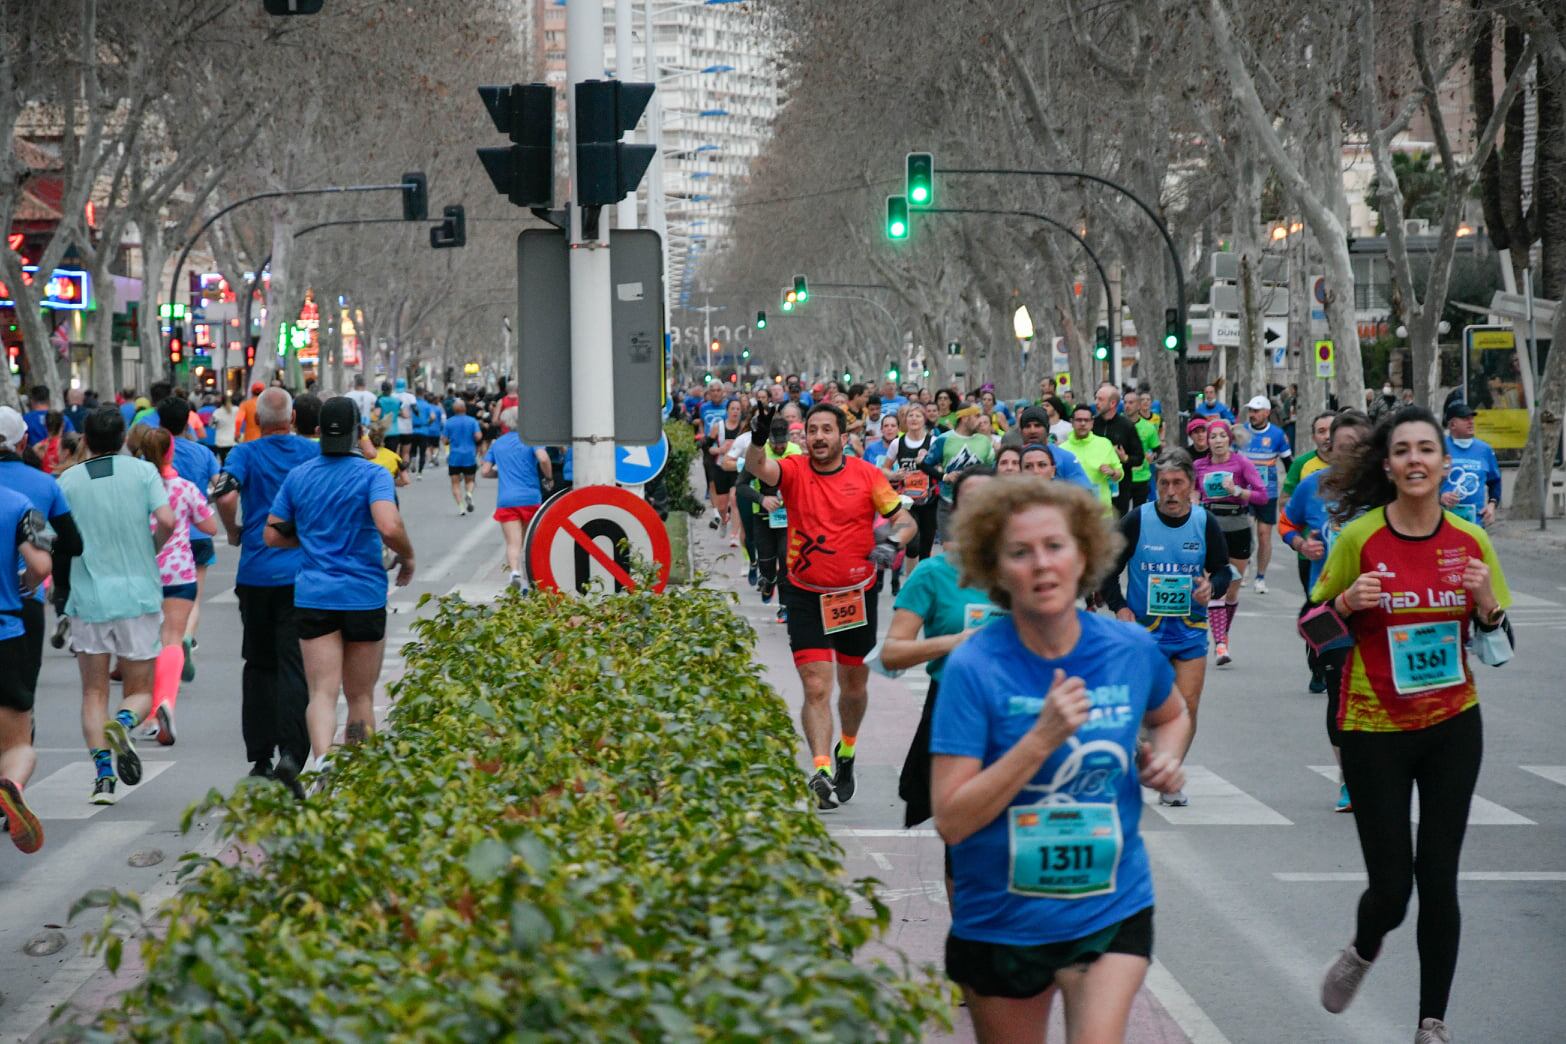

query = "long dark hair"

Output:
[[1323, 405, 1443, 524]]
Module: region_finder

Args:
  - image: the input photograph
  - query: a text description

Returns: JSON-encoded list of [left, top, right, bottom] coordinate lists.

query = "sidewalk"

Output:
[[688, 518, 1192, 1043]]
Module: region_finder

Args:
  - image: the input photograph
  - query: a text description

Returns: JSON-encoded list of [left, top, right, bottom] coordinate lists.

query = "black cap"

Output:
[[319, 396, 359, 455], [1444, 401, 1475, 422]]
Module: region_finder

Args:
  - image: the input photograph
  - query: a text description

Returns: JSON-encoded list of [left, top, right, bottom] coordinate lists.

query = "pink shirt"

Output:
[[153, 476, 213, 586], [1192, 451, 1269, 506]]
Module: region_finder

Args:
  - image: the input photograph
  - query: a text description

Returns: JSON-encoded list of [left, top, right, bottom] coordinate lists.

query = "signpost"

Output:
[[614, 433, 669, 486], [1314, 339, 1335, 379], [523, 485, 672, 595], [1461, 325, 1531, 451]]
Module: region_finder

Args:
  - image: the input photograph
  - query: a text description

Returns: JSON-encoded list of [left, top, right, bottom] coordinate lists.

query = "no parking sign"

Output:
[[523, 485, 672, 595]]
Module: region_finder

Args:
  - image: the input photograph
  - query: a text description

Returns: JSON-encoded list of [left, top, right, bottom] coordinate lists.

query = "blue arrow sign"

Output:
[[615, 433, 670, 486]]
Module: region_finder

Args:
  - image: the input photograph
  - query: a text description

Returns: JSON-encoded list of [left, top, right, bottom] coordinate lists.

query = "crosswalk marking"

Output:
[[1143, 765, 1292, 825], [1308, 765, 1534, 825], [835, 827, 939, 838], [1520, 765, 1566, 788], [26, 761, 177, 821], [1276, 871, 1566, 883]]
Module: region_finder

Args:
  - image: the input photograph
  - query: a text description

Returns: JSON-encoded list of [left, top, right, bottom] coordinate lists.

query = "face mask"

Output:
[[1451, 437, 1474, 449], [1382, 385, 1393, 396]]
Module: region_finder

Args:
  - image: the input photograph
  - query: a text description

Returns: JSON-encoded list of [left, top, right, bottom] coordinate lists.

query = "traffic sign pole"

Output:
[[567, 0, 616, 486]]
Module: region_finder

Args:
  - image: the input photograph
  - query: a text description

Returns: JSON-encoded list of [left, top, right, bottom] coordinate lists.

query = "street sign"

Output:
[[1210, 284, 1289, 317], [1314, 340, 1335, 379], [1211, 316, 1287, 348], [523, 485, 672, 595], [615, 432, 669, 485], [515, 228, 666, 446], [1054, 372, 1071, 393]]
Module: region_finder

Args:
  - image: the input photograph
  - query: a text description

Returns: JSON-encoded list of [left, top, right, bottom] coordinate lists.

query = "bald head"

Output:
[[256, 387, 294, 432], [452, 398, 467, 414]]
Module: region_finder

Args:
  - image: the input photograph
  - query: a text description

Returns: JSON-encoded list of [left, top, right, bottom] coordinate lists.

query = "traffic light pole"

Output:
[[567, 0, 616, 486], [808, 293, 903, 357], [933, 166, 1187, 418]]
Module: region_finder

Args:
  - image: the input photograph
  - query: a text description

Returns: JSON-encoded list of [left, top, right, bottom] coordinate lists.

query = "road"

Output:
[[692, 514, 1566, 1043], [0, 464, 510, 1041]]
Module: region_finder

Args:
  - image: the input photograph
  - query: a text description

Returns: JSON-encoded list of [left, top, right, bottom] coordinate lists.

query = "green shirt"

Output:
[[1282, 449, 1319, 500], [891, 553, 1002, 680], [933, 431, 996, 502], [1062, 432, 1122, 506], [1132, 416, 1160, 484], [56, 454, 169, 623]]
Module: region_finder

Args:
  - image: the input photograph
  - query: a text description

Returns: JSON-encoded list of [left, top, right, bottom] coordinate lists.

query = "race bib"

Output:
[[1387, 621, 1464, 695], [1147, 574, 1192, 617], [901, 471, 930, 498], [820, 588, 868, 634], [963, 603, 1010, 630], [1202, 471, 1233, 499], [768, 507, 788, 529], [1008, 803, 1122, 899]]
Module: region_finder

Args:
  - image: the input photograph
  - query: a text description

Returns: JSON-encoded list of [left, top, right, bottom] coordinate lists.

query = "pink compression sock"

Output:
[[149, 644, 183, 716]]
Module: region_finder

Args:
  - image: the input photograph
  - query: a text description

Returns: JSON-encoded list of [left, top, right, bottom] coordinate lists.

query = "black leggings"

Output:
[[909, 499, 938, 562], [1337, 707, 1483, 1022], [734, 483, 761, 566]]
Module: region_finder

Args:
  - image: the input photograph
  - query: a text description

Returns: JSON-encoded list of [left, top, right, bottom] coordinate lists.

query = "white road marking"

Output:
[[835, 827, 939, 838], [1520, 765, 1566, 788], [1504, 590, 1559, 608], [866, 851, 893, 871], [27, 762, 177, 821], [1275, 871, 1566, 883], [1145, 958, 1235, 1044], [1308, 765, 1533, 825], [1142, 765, 1293, 825], [209, 587, 237, 605]]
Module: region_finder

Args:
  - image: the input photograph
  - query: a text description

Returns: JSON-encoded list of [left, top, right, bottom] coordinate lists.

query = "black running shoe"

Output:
[[273, 753, 306, 801], [832, 742, 857, 804], [808, 772, 838, 810], [249, 758, 274, 779], [103, 719, 142, 786], [90, 776, 117, 805], [50, 615, 69, 650], [708, 515, 721, 530]]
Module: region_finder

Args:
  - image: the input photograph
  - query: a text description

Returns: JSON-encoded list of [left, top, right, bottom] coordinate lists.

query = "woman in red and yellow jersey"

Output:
[[1310, 406, 1512, 1044]]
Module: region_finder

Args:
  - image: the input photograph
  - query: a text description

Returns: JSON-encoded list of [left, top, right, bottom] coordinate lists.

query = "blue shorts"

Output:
[[191, 539, 216, 567], [1148, 618, 1209, 662], [1251, 499, 1279, 526], [162, 581, 199, 601]]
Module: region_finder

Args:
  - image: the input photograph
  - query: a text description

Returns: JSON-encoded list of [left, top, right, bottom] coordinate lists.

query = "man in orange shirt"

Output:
[[234, 383, 266, 443]]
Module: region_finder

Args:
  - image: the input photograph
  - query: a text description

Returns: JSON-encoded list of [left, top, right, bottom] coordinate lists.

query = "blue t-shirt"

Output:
[[0, 485, 35, 639], [1047, 443, 1096, 493], [443, 415, 482, 468], [1443, 435, 1501, 524], [269, 455, 396, 611], [485, 433, 544, 507], [698, 400, 729, 434], [1193, 400, 1235, 423], [375, 395, 403, 434], [864, 439, 893, 467], [171, 437, 219, 542], [23, 409, 73, 444], [118, 401, 138, 426], [932, 612, 1174, 946], [1283, 469, 1360, 593], [881, 395, 909, 413], [0, 457, 70, 604], [1239, 422, 1290, 500], [221, 434, 320, 587], [892, 553, 1002, 680]]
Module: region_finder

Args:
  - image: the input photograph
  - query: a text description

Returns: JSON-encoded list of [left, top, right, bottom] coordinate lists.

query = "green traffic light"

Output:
[[756, 310, 767, 330], [1094, 345, 1109, 361], [886, 195, 910, 240], [841, 371, 852, 384], [782, 298, 794, 312], [906, 152, 934, 208], [793, 275, 809, 303], [1163, 334, 1178, 349], [1162, 308, 1181, 352]]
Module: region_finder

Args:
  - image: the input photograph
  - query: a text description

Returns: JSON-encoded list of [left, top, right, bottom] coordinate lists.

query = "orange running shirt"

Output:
[[776, 454, 902, 592]]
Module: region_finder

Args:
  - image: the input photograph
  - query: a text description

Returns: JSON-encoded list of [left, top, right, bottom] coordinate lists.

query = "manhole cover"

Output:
[[24, 930, 67, 957], [128, 849, 164, 868]]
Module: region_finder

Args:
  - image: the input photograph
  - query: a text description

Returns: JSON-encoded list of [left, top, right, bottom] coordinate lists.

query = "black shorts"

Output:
[[779, 578, 880, 667], [190, 538, 216, 568], [1252, 498, 1279, 526], [947, 905, 1155, 999], [294, 607, 387, 643], [449, 464, 477, 477], [0, 599, 44, 712], [713, 467, 739, 495], [1221, 524, 1254, 560], [384, 435, 404, 452]]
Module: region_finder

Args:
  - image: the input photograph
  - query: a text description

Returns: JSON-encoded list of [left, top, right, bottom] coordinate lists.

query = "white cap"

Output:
[[0, 405, 25, 450], [1245, 395, 1272, 411]]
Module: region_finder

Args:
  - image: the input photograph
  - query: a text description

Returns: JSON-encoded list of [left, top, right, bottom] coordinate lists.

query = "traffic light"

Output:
[[1094, 325, 1110, 362], [784, 289, 797, 304], [430, 204, 466, 248], [887, 363, 900, 382], [756, 310, 767, 330], [401, 172, 428, 222], [1162, 308, 1182, 352], [702, 370, 714, 383], [841, 370, 852, 384], [906, 152, 934, 207], [782, 298, 794, 313], [168, 325, 185, 366], [263, 0, 324, 13], [793, 274, 809, 303], [886, 195, 909, 240], [477, 83, 555, 209], [741, 347, 751, 360], [710, 339, 721, 353], [575, 79, 657, 206], [245, 338, 257, 369]]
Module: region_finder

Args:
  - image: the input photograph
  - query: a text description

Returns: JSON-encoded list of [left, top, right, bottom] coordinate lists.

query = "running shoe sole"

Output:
[[273, 754, 306, 801], [156, 704, 177, 747], [809, 773, 838, 810], [1159, 790, 1189, 807], [50, 617, 69, 649], [103, 720, 142, 786], [0, 778, 43, 853], [91, 778, 117, 805], [181, 641, 195, 682]]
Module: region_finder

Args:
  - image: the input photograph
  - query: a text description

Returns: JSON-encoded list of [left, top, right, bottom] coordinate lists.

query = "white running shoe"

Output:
[[1159, 789, 1189, 807], [1255, 576, 1268, 594], [1414, 1017, 1451, 1044], [1321, 945, 1373, 1013]]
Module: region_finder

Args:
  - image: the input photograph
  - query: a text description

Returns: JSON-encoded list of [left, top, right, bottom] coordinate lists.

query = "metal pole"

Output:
[[1525, 268, 1546, 529], [567, 0, 615, 486], [614, 0, 637, 231], [642, 0, 669, 330]]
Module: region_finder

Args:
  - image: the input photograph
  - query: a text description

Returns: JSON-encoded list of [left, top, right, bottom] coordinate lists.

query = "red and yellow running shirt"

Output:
[[776, 454, 902, 592], [1312, 507, 1510, 733]]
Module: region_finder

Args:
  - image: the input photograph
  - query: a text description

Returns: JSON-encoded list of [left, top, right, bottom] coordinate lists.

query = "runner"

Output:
[[744, 415, 804, 614], [234, 382, 267, 443], [442, 398, 483, 515], [211, 393, 238, 465], [158, 398, 219, 683], [707, 398, 747, 548], [694, 381, 730, 530], [1009, 406, 1094, 489], [1439, 402, 1500, 527], [55, 407, 176, 806], [1193, 419, 1268, 666], [924, 404, 996, 542], [930, 477, 1189, 1042], [132, 428, 216, 747], [0, 482, 51, 852], [1124, 390, 1162, 508], [1186, 416, 1210, 459], [744, 400, 918, 810], [1282, 411, 1336, 599], [996, 445, 1022, 474], [1061, 403, 1122, 508], [1236, 394, 1293, 594], [1312, 406, 1512, 1044], [1193, 384, 1235, 423], [864, 413, 900, 468], [374, 381, 405, 461], [1092, 383, 1144, 516], [347, 375, 377, 428], [1282, 409, 1373, 811], [265, 398, 415, 781], [211, 388, 318, 789], [481, 425, 552, 590], [1100, 448, 1233, 807], [881, 404, 938, 594]]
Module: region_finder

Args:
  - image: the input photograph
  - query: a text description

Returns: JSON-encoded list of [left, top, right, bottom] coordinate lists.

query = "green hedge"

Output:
[[664, 417, 704, 517], [76, 587, 948, 1041]]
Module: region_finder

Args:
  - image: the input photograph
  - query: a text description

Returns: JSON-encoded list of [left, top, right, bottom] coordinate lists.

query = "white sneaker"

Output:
[[1159, 789, 1189, 807], [1414, 1017, 1452, 1044], [1321, 945, 1373, 1013], [1255, 576, 1268, 594]]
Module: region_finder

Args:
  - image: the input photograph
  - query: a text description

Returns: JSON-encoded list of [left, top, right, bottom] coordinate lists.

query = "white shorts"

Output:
[[70, 612, 163, 662]]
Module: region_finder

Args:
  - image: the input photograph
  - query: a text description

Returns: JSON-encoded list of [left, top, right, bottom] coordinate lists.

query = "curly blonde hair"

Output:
[[953, 476, 1124, 610]]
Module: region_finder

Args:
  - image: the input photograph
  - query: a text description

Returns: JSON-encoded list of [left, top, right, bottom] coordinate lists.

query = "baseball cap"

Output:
[[1246, 395, 1272, 411], [318, 396, 360, 455], [1185, 416, 1210, 434], [251, 382, 265, 395], [0, 405, 26, 450], [1444, 401, 1475, 422]]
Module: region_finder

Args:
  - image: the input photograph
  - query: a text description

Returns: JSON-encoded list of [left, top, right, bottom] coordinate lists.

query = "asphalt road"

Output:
[[0, 462, 511, 1040]]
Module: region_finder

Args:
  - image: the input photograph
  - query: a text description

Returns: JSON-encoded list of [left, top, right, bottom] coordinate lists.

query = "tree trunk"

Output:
[[137, 231, 168, 396], [91, 269, 118, 403], [1510, 299, 1566, 519], [254, 206, 292, 386]]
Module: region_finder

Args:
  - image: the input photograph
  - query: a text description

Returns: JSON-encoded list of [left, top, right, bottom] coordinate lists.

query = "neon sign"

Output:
[[0, 267, 92, 310]]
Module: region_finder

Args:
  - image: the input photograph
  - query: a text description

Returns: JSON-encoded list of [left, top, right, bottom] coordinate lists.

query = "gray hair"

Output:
[[1151, 447, 1195, 483], [256, 387, 294, 429]]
